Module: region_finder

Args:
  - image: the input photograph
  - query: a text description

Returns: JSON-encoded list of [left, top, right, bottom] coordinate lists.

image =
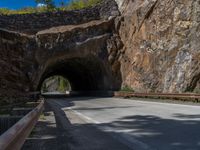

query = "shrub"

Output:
[[65, 0, 101, 10], [121, 85, 134, 92], [0, 7, 48, 15]]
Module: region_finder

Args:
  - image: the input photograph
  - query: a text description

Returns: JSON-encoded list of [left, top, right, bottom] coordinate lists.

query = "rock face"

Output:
[[0, 0, 120, 102], [0, 0, 200, 102], [114, 0, 200, 93], [0, 30, 32, 103]]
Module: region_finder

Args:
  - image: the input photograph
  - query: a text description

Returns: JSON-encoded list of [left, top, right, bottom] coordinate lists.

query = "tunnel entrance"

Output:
[[36, 56, 113, 96], [41, 75, 71, 94]]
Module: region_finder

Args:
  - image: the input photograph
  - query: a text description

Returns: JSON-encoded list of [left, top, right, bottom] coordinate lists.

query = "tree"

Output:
[[60, 0, 65, 7], [35, 0, 55, 10]]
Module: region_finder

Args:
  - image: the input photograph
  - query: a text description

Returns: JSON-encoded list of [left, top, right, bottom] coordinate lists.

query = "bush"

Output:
[[0, 7, 48, 15], [65, 0, 101, 10], [121, 85, 134, 92]]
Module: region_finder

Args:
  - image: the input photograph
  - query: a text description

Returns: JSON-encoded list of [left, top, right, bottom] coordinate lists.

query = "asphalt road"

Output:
[[23, 97, 200, 150]]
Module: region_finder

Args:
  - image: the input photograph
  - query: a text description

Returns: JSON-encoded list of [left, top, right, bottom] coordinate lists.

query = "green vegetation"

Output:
[[120, 85, 134, 92], [39, 113, 46, 120], [0, 7, 51, 15], [58, 77, 70, 92], [65, 0, 101, 10], [0, 0, 101, 15], [194, 88, 200, 94], [41, 76, 71, 93]]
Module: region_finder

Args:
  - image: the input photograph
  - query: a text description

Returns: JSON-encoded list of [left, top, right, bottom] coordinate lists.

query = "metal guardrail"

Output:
[[0, 100, 44, 150], [114, 92, 200, 101]]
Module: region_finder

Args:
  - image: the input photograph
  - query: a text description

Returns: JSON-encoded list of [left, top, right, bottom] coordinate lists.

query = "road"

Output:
[[23, 97, 200, 150]]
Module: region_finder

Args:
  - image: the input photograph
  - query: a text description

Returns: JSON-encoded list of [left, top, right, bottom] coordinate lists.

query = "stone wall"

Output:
[[0, 0, 119, 34]]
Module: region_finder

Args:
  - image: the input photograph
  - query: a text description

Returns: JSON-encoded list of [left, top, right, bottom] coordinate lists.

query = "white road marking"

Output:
[[66, 107, 100, 124], [48, 98, 200, 150], [65, 106, 153, 150]]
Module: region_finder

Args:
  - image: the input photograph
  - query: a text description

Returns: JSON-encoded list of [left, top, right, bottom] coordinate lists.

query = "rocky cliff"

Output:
[[0, 0, 200, 103], [113, 0, 200, 93], [0, 0, 119, 103]]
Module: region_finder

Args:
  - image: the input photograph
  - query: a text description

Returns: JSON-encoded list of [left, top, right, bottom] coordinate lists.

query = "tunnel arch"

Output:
[[36, 56, 112, 92]]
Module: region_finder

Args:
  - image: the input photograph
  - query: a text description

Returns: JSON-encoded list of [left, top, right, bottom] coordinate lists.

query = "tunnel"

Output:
[[36, 56, 113, 94]]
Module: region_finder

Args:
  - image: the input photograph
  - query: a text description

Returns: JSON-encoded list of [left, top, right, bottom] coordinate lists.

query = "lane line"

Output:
[[48, 98, 200, 150], [67, 108, 100, 124], [65, 106, 153, 150]]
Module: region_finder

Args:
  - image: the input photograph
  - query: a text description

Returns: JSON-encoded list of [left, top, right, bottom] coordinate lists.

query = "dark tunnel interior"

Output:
[[37, 56, 112, 92]]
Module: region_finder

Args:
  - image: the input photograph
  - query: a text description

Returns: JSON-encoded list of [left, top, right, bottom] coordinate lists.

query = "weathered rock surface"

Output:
[[1, 0, 200, 103], [114, 0, 200, 93], [0, 0, 120, 102]]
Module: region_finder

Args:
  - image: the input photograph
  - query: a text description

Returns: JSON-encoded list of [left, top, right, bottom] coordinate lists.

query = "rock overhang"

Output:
[[0, 0, 121, 100]]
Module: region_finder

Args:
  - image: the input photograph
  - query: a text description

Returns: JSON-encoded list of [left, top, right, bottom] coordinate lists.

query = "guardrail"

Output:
[[114, 92, 200, 102], [0, 99, 44, 150]]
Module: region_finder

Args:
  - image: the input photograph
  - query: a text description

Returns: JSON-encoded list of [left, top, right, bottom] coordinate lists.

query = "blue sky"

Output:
[[0, 0, 70, 10]]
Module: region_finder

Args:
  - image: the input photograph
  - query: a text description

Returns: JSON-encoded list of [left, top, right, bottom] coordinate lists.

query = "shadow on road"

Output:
[[100, 114, 200, 150], [23, 97, 200, 150], [22, 101, 73, 150]]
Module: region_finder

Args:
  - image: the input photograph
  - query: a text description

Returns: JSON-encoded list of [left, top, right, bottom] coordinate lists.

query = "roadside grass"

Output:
[[29, 126, 38, 136], [120, 85, 134, 92], [29, 113, 46, 136], [39, 113, 46, 120], [194, 88, 200, 94], [0, 0, 101, 15]]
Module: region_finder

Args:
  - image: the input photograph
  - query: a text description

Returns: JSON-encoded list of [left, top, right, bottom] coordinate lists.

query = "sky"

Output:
[[0, 0, 70, 10]]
